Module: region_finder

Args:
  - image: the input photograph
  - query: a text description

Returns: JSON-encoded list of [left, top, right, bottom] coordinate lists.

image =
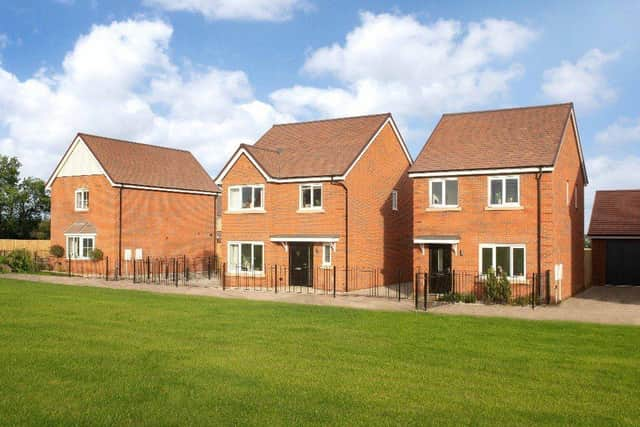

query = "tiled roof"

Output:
[[65, 222, 97, 234], [78, 133, 218, 193], [243, 113, 392, 178], [409, 103, 574, 173], [588, 190, 640, 237]]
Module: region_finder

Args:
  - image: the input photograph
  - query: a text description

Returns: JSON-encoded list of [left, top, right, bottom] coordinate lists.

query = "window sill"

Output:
[[74, 209, 89, 212], [297, 208, 325, 214], [426, 206, 461, 212], [225, 209, 266, 214], [485, 206, 523, 211], [321, 265, 333, 270], [225, 272, 266, 277]]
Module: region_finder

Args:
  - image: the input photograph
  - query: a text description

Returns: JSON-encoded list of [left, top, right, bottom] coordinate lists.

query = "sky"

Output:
[[1, 0, 639, 226]]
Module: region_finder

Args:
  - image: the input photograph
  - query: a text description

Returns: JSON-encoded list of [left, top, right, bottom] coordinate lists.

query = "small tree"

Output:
[[483, 267, 511, 304], [50, 244, 64, 258], [89, 248, 104, 261]]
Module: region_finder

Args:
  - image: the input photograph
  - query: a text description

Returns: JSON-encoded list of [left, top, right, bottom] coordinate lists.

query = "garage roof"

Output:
[[588, 190, 640, 237]]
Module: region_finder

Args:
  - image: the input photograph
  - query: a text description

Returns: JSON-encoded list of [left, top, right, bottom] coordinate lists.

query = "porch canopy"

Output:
[[270, 235, 340, 243], [64, 222, 97, 235], [413, 235, 460, 245]]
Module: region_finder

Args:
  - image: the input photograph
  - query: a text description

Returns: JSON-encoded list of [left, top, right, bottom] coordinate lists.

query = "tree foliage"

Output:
[[0, 156, 50, 239]]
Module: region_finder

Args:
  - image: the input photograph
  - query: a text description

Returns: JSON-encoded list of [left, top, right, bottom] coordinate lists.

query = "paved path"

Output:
[[430, 286, 640, 326], [2, 273, 414, 312], [3, 274, 639, 325]]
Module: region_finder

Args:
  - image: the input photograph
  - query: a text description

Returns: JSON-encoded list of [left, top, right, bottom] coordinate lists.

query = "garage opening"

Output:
[[606, 240, 640, 285]]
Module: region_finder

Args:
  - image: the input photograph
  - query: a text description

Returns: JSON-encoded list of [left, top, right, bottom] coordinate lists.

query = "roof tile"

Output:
[[588, 190, 640, 237]]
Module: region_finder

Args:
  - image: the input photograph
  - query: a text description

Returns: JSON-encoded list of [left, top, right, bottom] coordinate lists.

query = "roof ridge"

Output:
[[442, 102, 574, 117], [78, 132, 191, 154], [272, 112, 390, 127]]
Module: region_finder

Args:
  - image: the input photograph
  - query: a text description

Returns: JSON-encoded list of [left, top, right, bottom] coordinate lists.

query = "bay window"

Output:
[[430, 178, 458, 207], [228, 185, 264, 211], [66, 235, 95, 259], [228, 242, 264, 274], [479, 244, 525, 277], [488, 176, 519, 207]]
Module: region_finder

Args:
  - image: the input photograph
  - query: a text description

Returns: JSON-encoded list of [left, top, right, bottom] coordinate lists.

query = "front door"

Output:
[[429, 245, 452, 293], [290, 243, 313, 286]]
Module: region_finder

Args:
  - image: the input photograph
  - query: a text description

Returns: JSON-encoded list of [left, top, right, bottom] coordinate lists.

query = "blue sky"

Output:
[[1, 0, 639, 223]]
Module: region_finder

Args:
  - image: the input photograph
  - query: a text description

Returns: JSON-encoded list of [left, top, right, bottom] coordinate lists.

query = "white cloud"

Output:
[[595, 116, 640, 145], [585, 155, 640, 226], [271, 12, 537, 120], [144, 0, 311, 21], [542, 49, 619, 111], [0, 19, 290, 179]]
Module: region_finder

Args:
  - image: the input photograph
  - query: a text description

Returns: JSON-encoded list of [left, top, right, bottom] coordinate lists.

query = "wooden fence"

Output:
[[0, 239, 51, 253]]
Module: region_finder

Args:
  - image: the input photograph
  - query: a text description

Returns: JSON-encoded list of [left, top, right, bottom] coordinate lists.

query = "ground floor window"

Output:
[[66, 235, 95, 259], [322, 244, 332, 267], [479, 244, 525, 277], [228, 242, 264, 273]]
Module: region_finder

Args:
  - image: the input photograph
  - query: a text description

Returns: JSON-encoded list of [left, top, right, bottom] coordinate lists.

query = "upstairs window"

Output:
[[392, 190, 398, 211], [300, 184, 322, 210], [75, 188, 89, 211], [228, 185, 264, 211], [488, 176, 519, 207], [430, 178, 458, 207]]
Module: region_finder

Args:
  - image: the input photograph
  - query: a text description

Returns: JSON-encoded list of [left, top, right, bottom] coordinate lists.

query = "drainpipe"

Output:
[[535, 168, 542, 282], [331, 177, 348, 292], [213, 194, 217, 261], [118, 186, 123, 278]]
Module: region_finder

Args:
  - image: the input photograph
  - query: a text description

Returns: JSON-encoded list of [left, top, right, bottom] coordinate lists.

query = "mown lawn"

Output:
[[1, 278, 639, 426]]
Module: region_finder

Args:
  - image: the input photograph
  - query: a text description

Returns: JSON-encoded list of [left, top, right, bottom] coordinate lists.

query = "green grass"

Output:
[[1, 278, 639, 426]]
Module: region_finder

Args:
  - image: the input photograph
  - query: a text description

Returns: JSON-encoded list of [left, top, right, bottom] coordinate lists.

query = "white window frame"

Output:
[[487, 175, 520, 208], [135, 248, 143, 260], [299, 183, 323, 210], [65, 234, 95, 260], [228, 184, 264, 212], [391, 190, 398, 211], [322, 243, 332, 268], [429, 178, 459, 208], [478, 244, 526, 278], [227, 241, 265, 274], [75, 188, 89, 211]]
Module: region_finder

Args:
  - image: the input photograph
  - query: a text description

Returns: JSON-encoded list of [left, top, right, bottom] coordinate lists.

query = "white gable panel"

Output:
[[58, 139, 104, 177]]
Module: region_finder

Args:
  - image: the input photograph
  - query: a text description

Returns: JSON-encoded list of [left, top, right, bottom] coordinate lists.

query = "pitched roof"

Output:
[[51, 133, 218, 194], [409, 103, 577, 174], [217, 113, 405, 182], [588, 190, 640, 237], [64, 222, 97, 234]]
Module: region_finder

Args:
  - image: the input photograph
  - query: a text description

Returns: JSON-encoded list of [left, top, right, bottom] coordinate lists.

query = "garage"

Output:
[[605, 240, 640, 285], [589, 190, 640, 286]]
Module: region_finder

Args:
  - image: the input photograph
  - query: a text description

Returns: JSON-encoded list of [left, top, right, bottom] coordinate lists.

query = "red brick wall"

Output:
[[50, 175, 119, 263], [412, 173, 546, 277], [551, 115, 585, 299], [50, 174, 216, 271], [120, 188, 215, 259], [219, 121, 413, 290]]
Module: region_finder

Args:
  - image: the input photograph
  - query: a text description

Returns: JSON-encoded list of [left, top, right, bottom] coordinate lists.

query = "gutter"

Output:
[[330, 177, 349, 292]]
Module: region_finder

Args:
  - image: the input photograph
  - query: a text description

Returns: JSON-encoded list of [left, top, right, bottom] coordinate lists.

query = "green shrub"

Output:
[[438, 293, 458, 302], [483, 268, 511, 304], [460, 293, 477, 303], [89, 248, 104, 261], [6, 249, 37, 273], [49, 244, 64, 258], [0, 263, 11, 273], [511, 296, 530, 306]]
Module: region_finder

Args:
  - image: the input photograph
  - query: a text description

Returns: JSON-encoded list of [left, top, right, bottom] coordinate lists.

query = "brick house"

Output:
[[588, 190, 640, 286], [408, 103, 588, 302], [46, 133, 219, 272], [214, 114, 413, 291]]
